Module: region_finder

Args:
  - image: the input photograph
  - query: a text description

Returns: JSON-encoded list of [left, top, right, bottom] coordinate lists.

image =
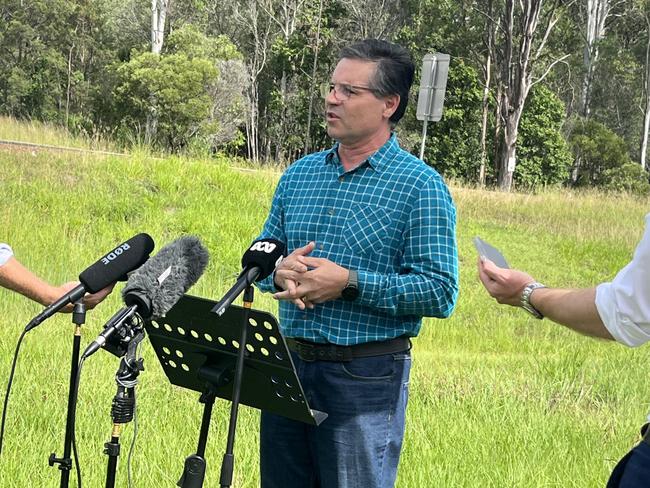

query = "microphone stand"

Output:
[[104, 327, 145, 488], [49, 301, 86, 488], [177, 285, 255, 488], [219, 285, 254, 488]]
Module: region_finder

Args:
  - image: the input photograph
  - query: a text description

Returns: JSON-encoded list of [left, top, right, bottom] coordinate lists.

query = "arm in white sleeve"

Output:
[[595, 214, 650, 347], [0, 243, 13, 267]]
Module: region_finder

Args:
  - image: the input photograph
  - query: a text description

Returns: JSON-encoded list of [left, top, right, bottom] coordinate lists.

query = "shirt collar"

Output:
[[324, 133, 400, 173]]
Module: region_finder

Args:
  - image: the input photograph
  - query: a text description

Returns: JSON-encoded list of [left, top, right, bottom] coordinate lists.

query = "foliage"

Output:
[[601, 163, 650, 195], [0, 0, 116, 127], [255, 0, 346, 160], [567, 117, 633, 187], [515, 86, 573, 189], [590, 37, 644, 156], [112, 25, 247, 152], [166, 24, 242, 61], [113, 52, 218, 151]]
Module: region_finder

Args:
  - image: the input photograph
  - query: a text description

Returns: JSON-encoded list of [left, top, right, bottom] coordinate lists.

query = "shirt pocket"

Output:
[[343, 204, 393, 256]]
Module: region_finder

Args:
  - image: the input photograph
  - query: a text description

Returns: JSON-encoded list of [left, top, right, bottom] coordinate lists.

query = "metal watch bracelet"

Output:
[[520, 282, 546, 319]]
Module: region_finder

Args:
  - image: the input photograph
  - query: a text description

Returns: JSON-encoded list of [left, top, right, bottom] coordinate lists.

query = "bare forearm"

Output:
[[0, 257, 58, 306], [530, 287, 614, 340]]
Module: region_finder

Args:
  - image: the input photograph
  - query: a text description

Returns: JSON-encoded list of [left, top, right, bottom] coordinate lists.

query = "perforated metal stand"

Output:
[[144, 293, 326, 487]]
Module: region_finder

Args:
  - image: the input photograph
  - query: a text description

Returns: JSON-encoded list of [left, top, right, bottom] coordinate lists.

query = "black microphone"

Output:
[[82, 305, 139, 358], [24, 233, 155, 332], [82, 236, 209, 359], [212, 238, 285, 316]]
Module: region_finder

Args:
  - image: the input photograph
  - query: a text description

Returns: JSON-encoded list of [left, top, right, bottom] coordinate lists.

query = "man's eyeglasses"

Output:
[[320, 82, 376, 101]]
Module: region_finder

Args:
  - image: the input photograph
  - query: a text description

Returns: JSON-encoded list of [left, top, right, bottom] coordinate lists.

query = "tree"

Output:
[[494, 0, 570, 191], [567, 117, 632, 186], [516, 85, 573, 188], [477, 0, 497, 187], [151, 0, 170, 55], [304, 0, 325, 153], [113, 26, 246, 152], [0, 0, 115, 133], [637, 1, 650, 170], [338, 0, 409, 40], [579, 0, 617, 117], [232, 0, 275, 161], [146, 0, 171, 142]]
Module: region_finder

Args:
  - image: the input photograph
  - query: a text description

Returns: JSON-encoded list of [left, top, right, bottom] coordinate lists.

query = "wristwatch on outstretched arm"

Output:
[[520, 282, 546, 319]]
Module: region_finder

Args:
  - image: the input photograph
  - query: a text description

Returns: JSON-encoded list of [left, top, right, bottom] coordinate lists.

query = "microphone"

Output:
[[82, 236, 209, 359], [83, 305, 139, 358], [24, 233, 155, 332], [212, 238, 285, 316]]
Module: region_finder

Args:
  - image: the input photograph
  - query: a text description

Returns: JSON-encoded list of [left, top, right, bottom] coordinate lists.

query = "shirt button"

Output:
[[338, 176, 344, 183], [319, 244, 324, 250], [328, 208, 335, 215]]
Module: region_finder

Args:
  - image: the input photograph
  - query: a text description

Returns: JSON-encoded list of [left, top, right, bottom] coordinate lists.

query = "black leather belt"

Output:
[[286, 336, 411, 362]]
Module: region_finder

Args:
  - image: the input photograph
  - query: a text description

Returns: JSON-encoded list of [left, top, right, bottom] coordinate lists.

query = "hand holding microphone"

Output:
[[25, 233, 155, 332], [54, 282, 115, 313], [82, 236, 210, 359]]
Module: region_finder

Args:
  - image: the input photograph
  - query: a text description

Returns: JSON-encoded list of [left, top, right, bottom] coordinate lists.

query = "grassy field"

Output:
[[1, 122, 649, 487]]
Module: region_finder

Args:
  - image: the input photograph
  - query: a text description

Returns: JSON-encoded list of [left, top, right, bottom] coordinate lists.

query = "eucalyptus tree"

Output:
[[579, 0, 620, 117], [146, 0, 171, 142], [151, 0, 171, 54], [493, 0, 572, 191], [587, 4, 645, 159], [0, 0, 114, 130], [635, 0, 650, 170]]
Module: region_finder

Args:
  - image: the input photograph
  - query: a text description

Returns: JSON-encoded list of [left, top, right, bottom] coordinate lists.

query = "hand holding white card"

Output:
[[473, 237, 510, 269]]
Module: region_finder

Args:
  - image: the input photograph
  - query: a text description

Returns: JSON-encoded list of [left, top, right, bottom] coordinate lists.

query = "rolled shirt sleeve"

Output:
[[595, 214, 650, 347], [0, 243, 13, 267]]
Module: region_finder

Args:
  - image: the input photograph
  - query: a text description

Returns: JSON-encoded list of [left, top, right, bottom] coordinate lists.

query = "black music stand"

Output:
[[144, 294, 326, 487]]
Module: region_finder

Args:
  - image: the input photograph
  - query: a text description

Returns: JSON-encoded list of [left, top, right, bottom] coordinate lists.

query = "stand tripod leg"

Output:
[[178, 390, 215, 488], [61, 327, 80, 487], [104, 425, 121, 488]]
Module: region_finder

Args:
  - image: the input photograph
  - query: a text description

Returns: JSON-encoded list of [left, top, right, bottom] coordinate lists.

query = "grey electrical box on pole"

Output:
[[416, 53, 450, 160]]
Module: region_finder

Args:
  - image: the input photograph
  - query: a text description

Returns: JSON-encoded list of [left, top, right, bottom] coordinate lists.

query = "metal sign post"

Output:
[[416, 53, 450, 161]]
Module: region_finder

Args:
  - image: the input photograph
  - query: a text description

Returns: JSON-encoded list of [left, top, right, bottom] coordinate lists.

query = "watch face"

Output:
[[342, 285, 359, 301]]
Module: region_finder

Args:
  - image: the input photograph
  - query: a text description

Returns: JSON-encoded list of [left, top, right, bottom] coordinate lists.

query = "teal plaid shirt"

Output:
[[256, 134, 459, 345]]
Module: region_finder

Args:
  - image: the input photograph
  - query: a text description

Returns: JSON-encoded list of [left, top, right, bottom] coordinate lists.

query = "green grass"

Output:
[[1, 127, 649, 486], [0, 116, 117, 151]]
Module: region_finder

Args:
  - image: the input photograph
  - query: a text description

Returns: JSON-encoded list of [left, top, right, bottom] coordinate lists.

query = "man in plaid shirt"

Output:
[[255, 39, 459, 488]]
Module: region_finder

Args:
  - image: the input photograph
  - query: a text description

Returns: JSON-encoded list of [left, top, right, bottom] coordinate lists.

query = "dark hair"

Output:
[[339, 39, 415, 124]]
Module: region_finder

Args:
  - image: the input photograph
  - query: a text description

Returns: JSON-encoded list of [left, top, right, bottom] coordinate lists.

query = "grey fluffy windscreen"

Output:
[[121, 236, 209, 319]]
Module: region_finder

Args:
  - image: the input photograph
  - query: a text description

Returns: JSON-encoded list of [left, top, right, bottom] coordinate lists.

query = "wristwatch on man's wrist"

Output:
[[341, 269, 359, 301], [520, 281, 546, 319]]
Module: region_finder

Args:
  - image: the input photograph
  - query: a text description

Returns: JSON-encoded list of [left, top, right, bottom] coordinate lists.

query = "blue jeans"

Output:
[[607, 434, 650, 487], [260, 350, 412, 488]]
